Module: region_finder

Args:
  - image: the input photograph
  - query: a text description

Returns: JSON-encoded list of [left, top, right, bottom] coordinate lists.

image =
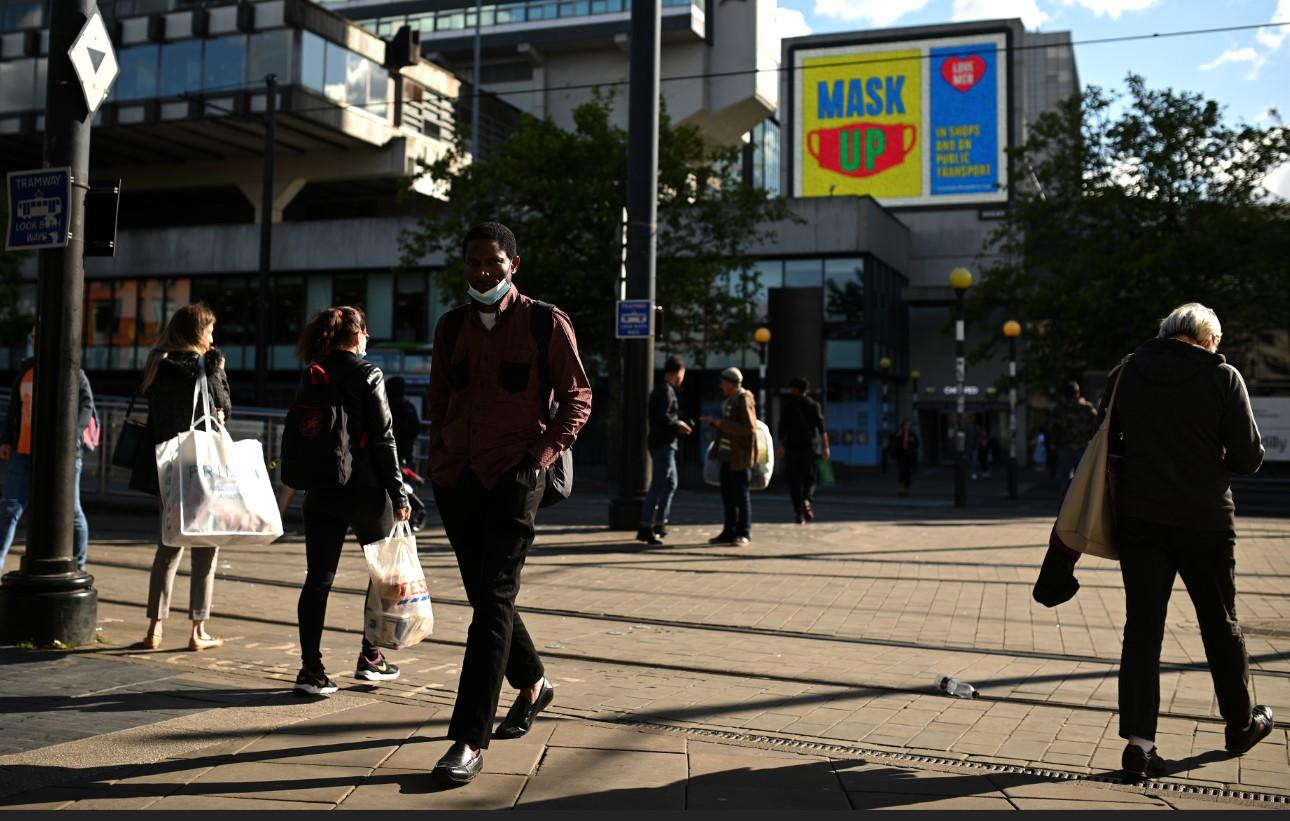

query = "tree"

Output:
[[969, 75, 1290, 390], [400, 93, 792, 369]]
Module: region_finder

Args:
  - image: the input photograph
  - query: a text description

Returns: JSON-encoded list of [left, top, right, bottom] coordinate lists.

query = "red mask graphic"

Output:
[[807, 123, 917, 178], [940, 55, 985, 92]]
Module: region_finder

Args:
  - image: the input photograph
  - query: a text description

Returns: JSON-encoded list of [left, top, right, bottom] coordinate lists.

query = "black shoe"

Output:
[[355, 649, 400, 682], [708, 532, 735, 545], [653, 524, 669, 537], [493, 680, 555, 739], [433, 741, 483, 785], [1226, 705, 1274, 754], [1121, 744, 1168, 780], [636, 527, 664, 545], [293, 665, 338, 696]]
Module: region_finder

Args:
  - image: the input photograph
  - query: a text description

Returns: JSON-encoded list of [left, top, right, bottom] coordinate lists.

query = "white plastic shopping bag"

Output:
[[361, 522, 434, 650], [157, 363, 283, 547], [750, 419, 775, 491]]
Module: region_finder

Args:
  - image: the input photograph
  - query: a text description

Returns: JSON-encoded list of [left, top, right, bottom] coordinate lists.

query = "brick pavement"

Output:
[[0, 479, 1287, 810]]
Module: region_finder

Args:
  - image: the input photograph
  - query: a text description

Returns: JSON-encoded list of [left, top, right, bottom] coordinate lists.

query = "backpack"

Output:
[[280, 363, 353, 490], [441, 300, 573, 507]]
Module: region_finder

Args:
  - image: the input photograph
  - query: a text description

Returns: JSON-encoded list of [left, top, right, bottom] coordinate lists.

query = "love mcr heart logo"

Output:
[[941, 55, 986, 92]]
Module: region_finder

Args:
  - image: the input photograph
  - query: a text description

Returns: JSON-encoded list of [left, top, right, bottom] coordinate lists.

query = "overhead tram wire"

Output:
[[170, 19, 1290, 121]]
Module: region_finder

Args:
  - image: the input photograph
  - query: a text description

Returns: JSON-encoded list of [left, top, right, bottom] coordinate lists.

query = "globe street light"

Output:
[[754, 326, 772, 420], [878, 356, 892, 473], [949, 267, 972, 508], [1003, 319, 1022, 500]]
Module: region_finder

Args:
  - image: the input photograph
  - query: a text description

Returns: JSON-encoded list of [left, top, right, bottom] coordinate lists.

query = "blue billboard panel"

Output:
[[929, 44, 1000, 197], [6, 168, 71, 251]]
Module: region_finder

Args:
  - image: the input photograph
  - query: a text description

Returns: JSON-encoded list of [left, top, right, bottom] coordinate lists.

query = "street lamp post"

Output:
[[949, 267, 972, 508], [754, 326, 771, 420], [1003, 320, 1022, 500], [878, 356, 891, 473]]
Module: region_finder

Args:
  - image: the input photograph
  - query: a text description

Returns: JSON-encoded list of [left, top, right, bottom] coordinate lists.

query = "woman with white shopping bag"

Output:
[[130, 303, 231, 652], [286, 307, 411, 696]]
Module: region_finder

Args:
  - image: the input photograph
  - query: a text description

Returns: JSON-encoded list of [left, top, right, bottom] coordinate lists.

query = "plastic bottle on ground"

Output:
[[936, 675, 977, 699]]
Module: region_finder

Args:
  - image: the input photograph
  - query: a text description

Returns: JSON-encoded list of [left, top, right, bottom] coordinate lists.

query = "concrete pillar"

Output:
[[237, 178, 306, 224]]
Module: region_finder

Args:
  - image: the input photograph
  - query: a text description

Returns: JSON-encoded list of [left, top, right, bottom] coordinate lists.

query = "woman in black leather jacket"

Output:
[[132, 302, 231, 652], [291, 306, 410, 696]]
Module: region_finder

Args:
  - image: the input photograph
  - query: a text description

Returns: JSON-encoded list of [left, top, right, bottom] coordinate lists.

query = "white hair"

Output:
[[1158, 303, 1222, 346]]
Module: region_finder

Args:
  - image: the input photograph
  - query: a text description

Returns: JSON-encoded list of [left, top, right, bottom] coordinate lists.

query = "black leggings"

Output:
[[298, 485, 394, 669]]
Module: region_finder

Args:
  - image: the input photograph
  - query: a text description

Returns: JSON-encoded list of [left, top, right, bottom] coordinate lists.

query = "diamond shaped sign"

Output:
[[68, 10, 118, 114]]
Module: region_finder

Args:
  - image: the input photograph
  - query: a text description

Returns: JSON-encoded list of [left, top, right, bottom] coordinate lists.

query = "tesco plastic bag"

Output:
[[361, 522, 434, 650]]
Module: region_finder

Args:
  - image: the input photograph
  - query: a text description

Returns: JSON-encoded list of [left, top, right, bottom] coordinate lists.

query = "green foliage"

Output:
[[400, 93, 793, 367], [969, 75, 1290, 387]]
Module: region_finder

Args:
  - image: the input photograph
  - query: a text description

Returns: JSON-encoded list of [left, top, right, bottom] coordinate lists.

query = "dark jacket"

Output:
[[392, 398, 421, 467], [312, 350, 408, 509], [778, 393, 825, 455], [646, 380, 683, 451], [1107, 337, 1263, 531], [130, 349, 233, 495], [2, 358, 95, 457]]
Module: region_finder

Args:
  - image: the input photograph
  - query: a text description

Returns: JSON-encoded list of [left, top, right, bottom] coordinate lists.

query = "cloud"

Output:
[[1255, 0, 1290, 50], [1061, 0, 1160, 18], [952, 0, 1049, 29], [1199, 47, 1261, 71], [1263, 161, 1290, 202], [775, 5, 813, 40], [812, 0, 930, 27]]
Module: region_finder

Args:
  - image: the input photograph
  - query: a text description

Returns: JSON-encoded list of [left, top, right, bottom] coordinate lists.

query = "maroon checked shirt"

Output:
[[426, 286, 592, 489]]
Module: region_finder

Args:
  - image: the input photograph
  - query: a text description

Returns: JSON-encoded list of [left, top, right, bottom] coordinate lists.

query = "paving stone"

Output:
[[684, 743, 849, 810], [175, 760, 371, 804], [545, 722, 686, 753], [846, 793, 1017, 810], [834, 761, 1006, 798], [516, 747, 686, 809], [149, 794, 338, 809], [986, 774, 1173, 804], [0, 788, 82, 809], [235, 733, 400, 768], [337, 768, 526, 810], [1009, 797, 1170, 810]]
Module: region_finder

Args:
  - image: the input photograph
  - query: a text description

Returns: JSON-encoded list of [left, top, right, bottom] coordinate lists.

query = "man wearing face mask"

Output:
[[427, 222, 592, 786]]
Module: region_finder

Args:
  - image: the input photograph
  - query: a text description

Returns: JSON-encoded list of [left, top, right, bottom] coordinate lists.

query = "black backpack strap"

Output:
[[529, 301, 556, 401], [440, 304, 470, 361]]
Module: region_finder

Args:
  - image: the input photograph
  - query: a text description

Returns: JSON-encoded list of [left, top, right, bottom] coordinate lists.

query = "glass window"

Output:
[[159, 39, 202, 97], [437, 9, 465, 29], [558, 0, 589, 17], [300, 31, 325, 92], [323, 42, 347, 103], [191, 276, 251, 345], [527, 1, 557, 20], [138, 279, 166, 349], [333, 275, 365, 311], [394, 274, 427, 342], [272, 276, 305, 344], [784, 259, 821, 287], [345, 50, 370, 107], [248, 30, 291, 86], [368, 62, 388, 107], [824, 258, 864, 339], [114, 45, 159, 101], [406, 12, 432, 31], [111, 280, 139, 368], [3, 0, 43, 29], [496, 3, 525, 23], [84, 281, 115, 371], [203, 35, 247, 92], [0, 59, 34, 113]]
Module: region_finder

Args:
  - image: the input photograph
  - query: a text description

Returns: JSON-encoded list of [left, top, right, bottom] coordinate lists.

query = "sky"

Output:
[[774, 0, 1290, 197]]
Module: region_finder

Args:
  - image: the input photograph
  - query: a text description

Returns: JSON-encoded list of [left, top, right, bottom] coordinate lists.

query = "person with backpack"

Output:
[[700, 367, 757, 546], [0, 327, 95, 573], [427, 222, 591, 786], [130, 303, 230, 651], [284, 306, 410, 696]]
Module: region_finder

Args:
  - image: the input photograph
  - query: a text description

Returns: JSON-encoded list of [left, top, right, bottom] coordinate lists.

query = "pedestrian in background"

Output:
[[637, 356, 692, 544], [1109, 302, 1272, 779], [888, 418, 918, 496], [386, 376, 422, 469], [131, 303, 229, 652], [777, 376, 828, 524], [427, 222, 591, 785], [291, 306, 410, 696], [0, 328, 95, 573], [700, 367, 757, 545], [1051, 381, 1097, 490], [971, 427, 992, 480]]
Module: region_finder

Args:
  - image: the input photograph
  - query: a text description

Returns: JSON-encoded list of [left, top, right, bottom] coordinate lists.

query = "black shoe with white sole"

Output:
[[293, 666, 339, 696], [355, 650, 400, 682]]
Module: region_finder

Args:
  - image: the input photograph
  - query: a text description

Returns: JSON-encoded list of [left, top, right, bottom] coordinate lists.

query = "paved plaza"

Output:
[[0, 472, 1287, 810]]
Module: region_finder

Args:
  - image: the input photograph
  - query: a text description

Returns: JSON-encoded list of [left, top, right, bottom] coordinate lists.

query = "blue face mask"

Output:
[[468, 277, 511, 306]]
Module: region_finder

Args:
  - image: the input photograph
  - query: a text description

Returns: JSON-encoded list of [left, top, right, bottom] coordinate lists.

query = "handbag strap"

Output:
[[189, 356, 217, 433]]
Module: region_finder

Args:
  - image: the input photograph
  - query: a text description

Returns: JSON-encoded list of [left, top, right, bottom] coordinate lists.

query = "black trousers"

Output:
[[785, 449, 817, 517], [433, 463, 546, 749], [896, 454, 914, 488], [1117, 516, 1253, 742], [719, 463, 751, 538], [298, 485, 394, 669]]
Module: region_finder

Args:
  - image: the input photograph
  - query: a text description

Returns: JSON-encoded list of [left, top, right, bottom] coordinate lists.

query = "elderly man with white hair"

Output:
[[1104, 302, 1272, 780]]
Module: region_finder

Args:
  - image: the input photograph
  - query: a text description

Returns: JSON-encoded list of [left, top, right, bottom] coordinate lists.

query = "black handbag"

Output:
[[111, 394, 147, 469]]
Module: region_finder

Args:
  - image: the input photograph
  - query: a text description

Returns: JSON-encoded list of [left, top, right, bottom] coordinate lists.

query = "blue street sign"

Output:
[[6, 167, 71, 251], [616, 299, 653, 338]]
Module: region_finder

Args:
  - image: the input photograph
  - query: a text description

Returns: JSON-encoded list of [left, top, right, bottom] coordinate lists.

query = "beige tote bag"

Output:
[[1054, 367, 1126, 561]]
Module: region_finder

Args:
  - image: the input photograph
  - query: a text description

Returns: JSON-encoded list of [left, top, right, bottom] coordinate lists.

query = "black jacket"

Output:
[[779, 393, 825, 455], [130, 348, 233, 495], [2, 358, 95, 456], [311, 350, 407, 509], [1107, 337, 1263, 531], [646, 380, 683, 451]]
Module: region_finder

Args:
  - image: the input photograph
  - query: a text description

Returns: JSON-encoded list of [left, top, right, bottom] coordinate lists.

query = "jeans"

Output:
[[298, 486, 391, 669], [784, 449, 817, 517], [0, 454, 89, 572], [719, 463, 751, 539], [640, 446, 678, 528], [433, 463, 547, 749], [1117, 516, 1253, 742]]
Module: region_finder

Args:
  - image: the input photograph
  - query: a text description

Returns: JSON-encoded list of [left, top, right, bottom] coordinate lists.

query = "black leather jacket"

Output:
[[130, 348, 233, 495], [313, 350, 408, 509]]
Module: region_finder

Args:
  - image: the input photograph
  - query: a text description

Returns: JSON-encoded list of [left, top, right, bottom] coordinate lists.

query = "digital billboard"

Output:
[[791, 32, 1010, 207]]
